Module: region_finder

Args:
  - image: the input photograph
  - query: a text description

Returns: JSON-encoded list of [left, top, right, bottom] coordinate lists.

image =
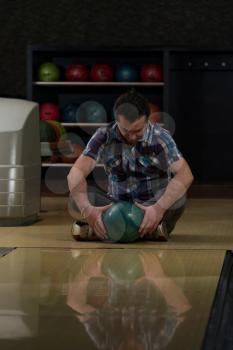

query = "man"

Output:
[[67, 90, 194, 241]]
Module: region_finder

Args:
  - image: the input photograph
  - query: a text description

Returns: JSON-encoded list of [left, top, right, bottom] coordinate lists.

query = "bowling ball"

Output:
[[39, 121, 57, 142], [65, 64, 89, 81], [40, 103, 60, 121], [102, 201, 144, 243], [76, 101, 107, 123], [38, 62, 60, 81], [148, 102, 161, 123], [46, 120, 67, 141], [40, 140, 61, 163], [90, 64, 113, 81], [140, 64, 163, 82], [102, 252, 144, 284], [41, 154, 60, 163], [61, 104, 78, 123], [61, 143, 83, 163], [115, 64, 138, 82]]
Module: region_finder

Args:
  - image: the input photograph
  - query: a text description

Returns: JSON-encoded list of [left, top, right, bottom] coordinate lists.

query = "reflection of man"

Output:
[[67, 90, 194, 241], [67, 251, 191, 350]]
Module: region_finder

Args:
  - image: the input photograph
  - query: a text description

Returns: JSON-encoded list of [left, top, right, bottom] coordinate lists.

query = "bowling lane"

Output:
[[0, 248, 224, 349]]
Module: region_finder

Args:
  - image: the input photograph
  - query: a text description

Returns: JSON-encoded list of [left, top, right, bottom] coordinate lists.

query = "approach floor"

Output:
[[0, 247, 224, 349]]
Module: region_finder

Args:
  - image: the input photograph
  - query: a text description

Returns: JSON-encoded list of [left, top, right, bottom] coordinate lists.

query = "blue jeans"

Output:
[[69, 186, 186, 235]]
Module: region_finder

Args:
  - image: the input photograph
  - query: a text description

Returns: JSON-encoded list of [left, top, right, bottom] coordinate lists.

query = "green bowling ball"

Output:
[[39, 121, 57, 142], [102, 252, 144, 284], [102, 201, 144, 243], [38, 62, 60, 81]]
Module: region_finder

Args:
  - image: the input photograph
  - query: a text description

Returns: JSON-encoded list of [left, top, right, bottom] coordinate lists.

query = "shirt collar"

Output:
[[111, 121, 151, 144]]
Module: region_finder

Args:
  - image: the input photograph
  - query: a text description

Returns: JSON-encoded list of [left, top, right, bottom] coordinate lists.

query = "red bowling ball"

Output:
[[140, 64, 163, 82], [90, 64, 114, 82], [65, 64, 89, 81], [148, 102, 161, 123], [40, 103, 60, 121]]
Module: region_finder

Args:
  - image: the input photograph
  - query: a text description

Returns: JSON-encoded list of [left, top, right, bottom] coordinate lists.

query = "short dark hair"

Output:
[[113, 89, 150, 123]]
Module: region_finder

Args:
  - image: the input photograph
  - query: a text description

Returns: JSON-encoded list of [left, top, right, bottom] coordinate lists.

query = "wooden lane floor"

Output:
[[0, 197, 233, 250], [0, 247, 224, 349]]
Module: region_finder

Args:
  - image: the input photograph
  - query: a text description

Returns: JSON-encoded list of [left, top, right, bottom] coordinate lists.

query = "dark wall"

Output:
[[1, 0, 233, 98]]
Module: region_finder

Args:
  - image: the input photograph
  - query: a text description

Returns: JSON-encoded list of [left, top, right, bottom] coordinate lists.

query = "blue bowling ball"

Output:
[[61, 104, 78, 123], [115, 64, 139, 82], [76, 101, 107, 123]]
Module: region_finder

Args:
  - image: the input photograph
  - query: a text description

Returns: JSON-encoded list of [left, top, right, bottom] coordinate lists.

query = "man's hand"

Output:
[[84, 204, 112, 239], [135, 202, 165, 237]]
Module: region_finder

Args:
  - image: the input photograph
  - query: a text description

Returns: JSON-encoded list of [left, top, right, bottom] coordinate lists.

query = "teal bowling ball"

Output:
[[76, 101, 107, 123], [61, 104, 78, 123], [102, 201, 144, 243], [102, 252, 144, 284], [115, 64, 138, 82]]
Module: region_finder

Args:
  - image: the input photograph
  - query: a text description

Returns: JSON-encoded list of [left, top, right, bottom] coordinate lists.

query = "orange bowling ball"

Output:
[[61, 143, 83, 163]]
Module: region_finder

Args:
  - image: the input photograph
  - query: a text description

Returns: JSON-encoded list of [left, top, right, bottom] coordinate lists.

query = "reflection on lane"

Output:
[[67, 250, 191, 350]]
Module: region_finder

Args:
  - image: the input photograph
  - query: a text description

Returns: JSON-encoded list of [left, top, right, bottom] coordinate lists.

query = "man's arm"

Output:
[[67, 154, 96, 213], [67, 126, 108, 213], [67, 154, 111, 238], [136, 157, 194, 236], [155, 158, 194, 214]]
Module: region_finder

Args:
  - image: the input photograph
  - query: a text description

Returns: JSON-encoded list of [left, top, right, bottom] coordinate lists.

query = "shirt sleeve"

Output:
[[82, 127, 108, 161], [158, 129, 183, 168]]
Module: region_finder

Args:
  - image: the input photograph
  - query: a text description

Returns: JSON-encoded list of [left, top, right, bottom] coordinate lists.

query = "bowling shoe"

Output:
[[71, 220, 99, 241], [144, 222, 169, 241], [156, 222, 169, 241]]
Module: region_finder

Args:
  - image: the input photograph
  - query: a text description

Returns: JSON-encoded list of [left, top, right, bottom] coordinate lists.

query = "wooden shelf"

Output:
[[61, 122, 165, 127], [61, 122, 110, 127], [34, 81, 165, 87], [41, 162, 104, 167]]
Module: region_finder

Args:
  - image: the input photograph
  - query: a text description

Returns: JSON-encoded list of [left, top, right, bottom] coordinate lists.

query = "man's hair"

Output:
[[113, 89, 150, 123]]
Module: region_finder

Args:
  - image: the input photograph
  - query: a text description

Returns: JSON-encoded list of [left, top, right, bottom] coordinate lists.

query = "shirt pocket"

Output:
[[105, 155, 125, 177], [137, 155, 160, 174]]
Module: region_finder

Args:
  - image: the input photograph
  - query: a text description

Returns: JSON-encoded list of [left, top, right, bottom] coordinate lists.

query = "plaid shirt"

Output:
[[83, 121, 183, 203]]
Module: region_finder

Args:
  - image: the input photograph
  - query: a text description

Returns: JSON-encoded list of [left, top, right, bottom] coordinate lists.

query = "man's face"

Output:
[[117, 115, 147, 145]]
